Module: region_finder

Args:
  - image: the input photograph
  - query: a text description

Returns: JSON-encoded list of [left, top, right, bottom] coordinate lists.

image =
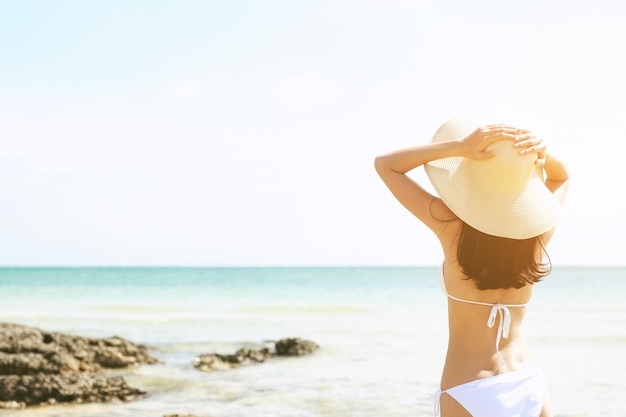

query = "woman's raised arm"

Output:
[[374, 125, 521, 232]]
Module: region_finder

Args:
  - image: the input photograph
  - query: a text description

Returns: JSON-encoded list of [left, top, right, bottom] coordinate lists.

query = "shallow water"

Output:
[[0, 266, 624, 417]]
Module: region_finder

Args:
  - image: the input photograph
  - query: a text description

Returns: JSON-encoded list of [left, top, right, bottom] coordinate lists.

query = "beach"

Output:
[[0, 266, 624, 417]]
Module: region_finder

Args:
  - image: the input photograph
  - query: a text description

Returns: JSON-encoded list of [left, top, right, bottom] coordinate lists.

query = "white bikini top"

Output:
[[439, 266, 528, 366]]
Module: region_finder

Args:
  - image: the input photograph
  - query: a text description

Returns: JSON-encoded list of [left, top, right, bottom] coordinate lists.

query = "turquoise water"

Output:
[[0, 267, 624, 417]]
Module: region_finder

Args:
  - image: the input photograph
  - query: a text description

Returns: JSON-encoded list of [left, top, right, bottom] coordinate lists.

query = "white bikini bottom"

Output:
[[434, 368, 544, 417]]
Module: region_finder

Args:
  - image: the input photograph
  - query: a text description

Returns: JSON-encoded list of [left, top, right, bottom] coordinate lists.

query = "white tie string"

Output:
[[487, 303, 512, 366], [433, 389, 443, 416]]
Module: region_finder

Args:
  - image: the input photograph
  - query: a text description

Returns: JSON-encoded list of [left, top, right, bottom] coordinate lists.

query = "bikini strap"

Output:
[[433, 389, 443, 417], [445, 295, 523, 366], [440, 264, 528, 366]]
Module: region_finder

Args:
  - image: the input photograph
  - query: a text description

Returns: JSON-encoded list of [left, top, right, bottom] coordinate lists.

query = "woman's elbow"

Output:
[[374, 155, 388, 174]]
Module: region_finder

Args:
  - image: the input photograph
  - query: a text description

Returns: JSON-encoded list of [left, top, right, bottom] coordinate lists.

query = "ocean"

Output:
[[0, 266, 624, 417]]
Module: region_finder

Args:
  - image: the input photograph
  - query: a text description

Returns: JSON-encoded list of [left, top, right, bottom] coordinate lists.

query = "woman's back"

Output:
[[438, 219, 541, 390]]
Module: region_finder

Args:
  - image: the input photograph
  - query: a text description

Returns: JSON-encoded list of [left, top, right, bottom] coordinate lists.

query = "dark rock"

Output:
[[193, 338, 317, 372], [0, 374, 147, 407], [0, 322, 157, 408], [275, 338, 318, 356], [193, 347, 272, 371], [0, 323, 157, 375]]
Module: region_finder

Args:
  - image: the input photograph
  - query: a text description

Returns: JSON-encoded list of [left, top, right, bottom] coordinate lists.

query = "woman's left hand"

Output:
[[513, 132, 547, 167]]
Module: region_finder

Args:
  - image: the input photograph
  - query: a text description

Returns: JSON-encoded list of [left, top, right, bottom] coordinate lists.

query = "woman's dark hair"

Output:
[[457, 222, 551, 290]]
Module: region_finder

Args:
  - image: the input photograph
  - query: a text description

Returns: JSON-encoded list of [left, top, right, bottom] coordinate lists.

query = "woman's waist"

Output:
[[442, 337, 538, 388], [446, 329, 532, 359]]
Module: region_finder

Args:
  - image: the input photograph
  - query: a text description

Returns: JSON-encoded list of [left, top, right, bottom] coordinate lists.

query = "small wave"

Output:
[[232, 306, 375, 314], [130, 373, 213, 394], [91, 305, 200, 313]]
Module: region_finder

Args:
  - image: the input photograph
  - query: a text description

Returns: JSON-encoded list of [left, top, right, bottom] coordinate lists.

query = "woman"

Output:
[[374, 115, 569, 417]]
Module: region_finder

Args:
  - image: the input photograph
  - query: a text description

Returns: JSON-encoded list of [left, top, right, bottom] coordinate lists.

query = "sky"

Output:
[[1, 0, 625, 266]]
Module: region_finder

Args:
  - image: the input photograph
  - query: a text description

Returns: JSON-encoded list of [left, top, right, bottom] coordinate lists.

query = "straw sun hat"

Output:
[[424, 115, 560, 240]]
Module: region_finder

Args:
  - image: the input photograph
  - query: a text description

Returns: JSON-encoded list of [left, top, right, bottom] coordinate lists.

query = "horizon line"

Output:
[[0, 264, 622, 269]]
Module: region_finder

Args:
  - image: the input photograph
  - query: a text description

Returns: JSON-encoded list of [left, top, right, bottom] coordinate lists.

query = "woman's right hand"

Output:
[[513, 132, 547, 167]]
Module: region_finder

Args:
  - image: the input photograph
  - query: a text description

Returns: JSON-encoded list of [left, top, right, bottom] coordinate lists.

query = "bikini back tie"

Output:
[[440, 267, 527, 366]]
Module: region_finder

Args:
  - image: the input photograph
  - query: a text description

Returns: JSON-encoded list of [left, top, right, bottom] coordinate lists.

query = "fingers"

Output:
[[477, 125, 547, 165], [481, 125, 530, 142], [511, 132, 547, 166], [535, 156, 546, 167], [476, 149, 498, 160], [484, 124, 530, 134], [465, 125, 540, 161], [514, 133, 545, 154]]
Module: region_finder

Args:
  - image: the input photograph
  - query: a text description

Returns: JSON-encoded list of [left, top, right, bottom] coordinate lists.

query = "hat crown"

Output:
[[468, 140, 540, 194]]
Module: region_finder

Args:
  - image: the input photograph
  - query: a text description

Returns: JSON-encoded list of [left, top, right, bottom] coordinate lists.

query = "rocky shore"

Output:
[[192, 337, 318, 372], [0, 322, 158, 409], [0, 323, 319, 411]]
